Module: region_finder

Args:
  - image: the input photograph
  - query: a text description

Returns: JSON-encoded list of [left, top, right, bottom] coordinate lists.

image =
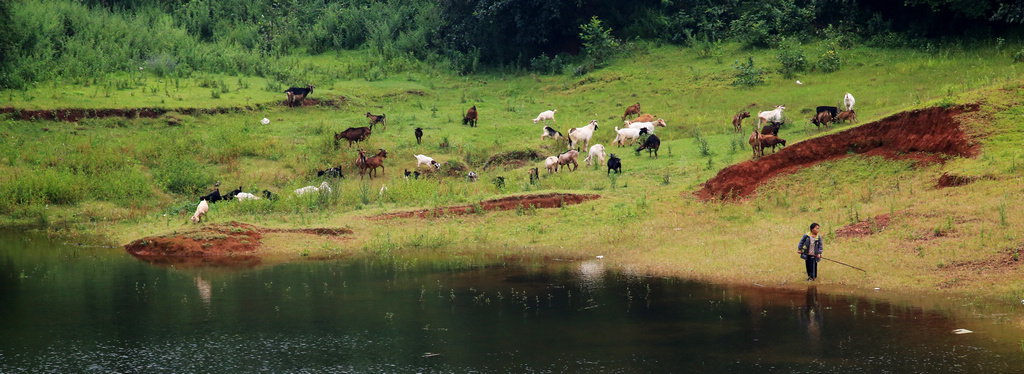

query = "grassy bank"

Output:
[[2, 43, 1023, 307]]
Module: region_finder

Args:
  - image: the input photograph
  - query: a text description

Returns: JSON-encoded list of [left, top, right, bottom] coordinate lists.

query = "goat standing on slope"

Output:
[[584, 144, 606, 166], [844, 93, 856, 111], [533, 110, 557, 126], [568, 120, 599, 150]]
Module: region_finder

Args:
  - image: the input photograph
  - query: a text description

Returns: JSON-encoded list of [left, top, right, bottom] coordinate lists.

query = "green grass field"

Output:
[[3, 42, 1024, 308]]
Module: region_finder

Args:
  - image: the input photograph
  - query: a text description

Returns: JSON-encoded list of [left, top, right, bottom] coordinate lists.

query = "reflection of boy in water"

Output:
[[799, 286, 823, 344], [797, 223, 823, 281]]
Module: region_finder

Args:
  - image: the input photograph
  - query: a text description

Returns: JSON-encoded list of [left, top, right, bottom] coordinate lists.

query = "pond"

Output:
[[1, 229, 1022, 373]]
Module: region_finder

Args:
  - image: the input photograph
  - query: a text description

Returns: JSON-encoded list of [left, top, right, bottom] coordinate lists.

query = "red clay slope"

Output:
[[698, 105, 979, 200]]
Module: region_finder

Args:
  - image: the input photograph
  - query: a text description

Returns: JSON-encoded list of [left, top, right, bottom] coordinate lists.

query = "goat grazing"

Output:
[[191, 200, 209, 224], [199, 188, 222, 204], [844, 92, 855, 111], [529, 167, 539, 184], [335, 127, 372, 147], [463, 105, 478, 127], [366, 112, 387, 131], [812, 110, 833, 129], [414, 154, 441, 170], [584, 144, 606, 166], [816, 106, 839, 119], [541, 126, 563, 141], [627, 113, 658, 124], [758, 105, 786, 127], [567, 120, 599, 150], [627, 118, 666, 134], [295, 181, 331, 196], [732, 111, 751, 133], [467, 171, 478, 182], [533, 110, 557, 126], [621, 102, 641, 120], [748, 131, 763, 158], [356, 149, 388, 179], [235, 192, 260, 201], [261, 190, 278, 201], [607, 154, 622, 174], [612, 126, 648, 147], [318, 167, 344, 178], [414, 127, 423, 144], [836, 110, 857, 124], [223, 186, 242, 200], [758, 135, 787, 155], [284, 85, 314, 107], [544, 156, 560, 174], [557, 150, 579, 172], [636, 134, 661, 158]]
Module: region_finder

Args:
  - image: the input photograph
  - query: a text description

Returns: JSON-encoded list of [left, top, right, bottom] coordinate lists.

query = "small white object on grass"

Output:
[[952, 329, 973, 334], [596, 255, 604, 259], [796, 80, 803, 85], [261, 117, 271, 125]]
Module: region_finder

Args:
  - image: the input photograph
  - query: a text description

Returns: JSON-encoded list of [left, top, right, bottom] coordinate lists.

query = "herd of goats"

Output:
[[187, 85, 859, 223]]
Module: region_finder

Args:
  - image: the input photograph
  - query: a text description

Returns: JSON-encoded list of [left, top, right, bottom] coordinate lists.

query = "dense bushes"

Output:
[[1, 0, 1022, 89]]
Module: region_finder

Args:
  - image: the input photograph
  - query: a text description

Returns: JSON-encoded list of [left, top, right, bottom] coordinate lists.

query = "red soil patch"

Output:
[[697, 105, 979, 200], [836, 213, 895, 238], [935, 172, 997, 188], [0, 97, 346, 122], [369, 193, 600, 220], [124, 222, 353, 267]]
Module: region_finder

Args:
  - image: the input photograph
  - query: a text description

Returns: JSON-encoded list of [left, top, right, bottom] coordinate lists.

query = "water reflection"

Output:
[[1, 230, 1023, 373]]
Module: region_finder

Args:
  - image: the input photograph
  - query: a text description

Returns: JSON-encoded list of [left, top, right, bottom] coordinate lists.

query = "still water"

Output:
[[1, 229, 1022, 373]]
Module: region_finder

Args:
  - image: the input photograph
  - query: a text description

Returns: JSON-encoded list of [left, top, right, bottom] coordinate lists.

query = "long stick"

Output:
[[821, 257, 867, 273]]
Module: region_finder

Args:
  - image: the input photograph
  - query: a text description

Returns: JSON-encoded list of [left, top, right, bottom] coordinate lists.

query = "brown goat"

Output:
[[334, 127, 372, 147], [463, 105, 478, 127], [836, 110, 857, 124], [621, 102, 641, 120], [748, 131, 763, 158], [284, 85, 314, 107], [627, 113, 658, 124], [812, 111, 833, 129], [366, 112, 387, 131], [557, 150, 580, 172], [356, 149, 388, 179], [732, 111, 751, 133], [758, 135, 787, 155]]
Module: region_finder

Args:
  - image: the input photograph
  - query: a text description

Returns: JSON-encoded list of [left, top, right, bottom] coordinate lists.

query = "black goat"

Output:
[[200, 188, 222, 204], [415, 127, 423, 144], [318, 167, 344, 178], [816, 106, 839, 119], [284, 85, 314, 107], [607, 154, 622, 175], [366, 112, 387, 131], [492, 176, 505, 189], [760, 121, 782, 136], [636, 134, 661, 158], [261, 190, 278, 201], [223, 186, 243, 200]]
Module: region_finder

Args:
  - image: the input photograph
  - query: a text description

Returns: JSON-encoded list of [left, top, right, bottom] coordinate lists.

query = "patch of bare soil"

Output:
[[124, 222, 353, 267], [1, 96, 347, 123], [935, 249, 1023, 289], [698, 105, 980, 200], [935, 172, 998, 188], [369, 193, 600, 220], [836, 213, 895, 238], [483, 150, 542, 170]]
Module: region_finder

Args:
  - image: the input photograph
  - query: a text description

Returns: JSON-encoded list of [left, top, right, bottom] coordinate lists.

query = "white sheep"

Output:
[[235, 192, 260, 201], [190, 200, 209, 224], [584, 144, 606, 166], [612, 126, 648, 147], [295, 181, 331, 196], [567, 120, 599, 150], [844, 92, 855, 111], [626, 118, 666, 134], [414, 154, 442, 170], [757, 105, 786, 128], [544, 156, 560, 173], [533, 110, 557, 125]]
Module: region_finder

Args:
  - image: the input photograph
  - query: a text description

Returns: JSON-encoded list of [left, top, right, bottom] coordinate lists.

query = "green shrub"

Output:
[[816, 46, 841, 73], [732, 57, 765, 87], [579, 16, 620, 67], [153, 153, 215, 195], [776, 38, 807, 78]]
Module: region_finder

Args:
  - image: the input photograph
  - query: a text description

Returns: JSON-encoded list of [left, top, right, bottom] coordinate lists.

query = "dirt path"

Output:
[[698, 105, 979, 200], [369, 193, 600, 220], [124, 222, 352, 267]]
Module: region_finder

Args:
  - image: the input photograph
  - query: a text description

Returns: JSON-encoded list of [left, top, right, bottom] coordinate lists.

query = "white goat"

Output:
[[844, 92, 855, 111], [235, 192, 260, 201], [567, 120, 599, 150], [414, 154, 441, 170], [757, 105, 786, 127], [612, 126, 648, 147], [295, 181, 331, 196], [190, 200, 209, 224], [533, 110, 557, 125], [544, 156, 560, 173], [584, 144, 606, 166], [627, 118, 666, 134]]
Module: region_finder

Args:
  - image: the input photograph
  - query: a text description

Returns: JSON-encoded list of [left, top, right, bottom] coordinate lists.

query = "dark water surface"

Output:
[[1, 229, 1022, 373]]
